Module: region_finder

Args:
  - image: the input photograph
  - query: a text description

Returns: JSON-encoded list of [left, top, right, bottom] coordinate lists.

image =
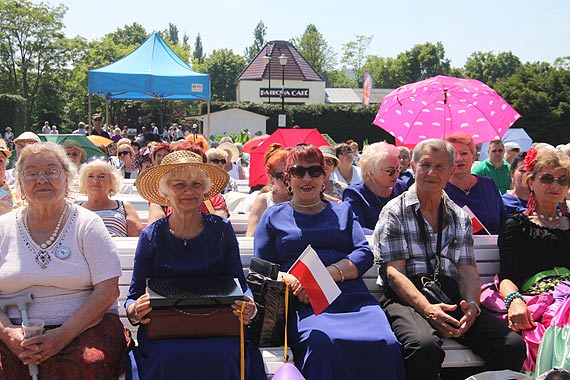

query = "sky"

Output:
[[41, 0, 569, 68]]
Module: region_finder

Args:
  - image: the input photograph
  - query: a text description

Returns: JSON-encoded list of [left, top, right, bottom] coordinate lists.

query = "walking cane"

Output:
[[0, 293, 39, 380]]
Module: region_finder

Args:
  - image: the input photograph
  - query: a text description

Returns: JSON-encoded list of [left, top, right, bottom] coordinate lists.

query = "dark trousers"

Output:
[[381, 296, 526, 380]]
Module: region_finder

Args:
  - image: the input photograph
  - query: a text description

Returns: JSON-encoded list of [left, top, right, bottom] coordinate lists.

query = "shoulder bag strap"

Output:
[[413, 201, 444, 281]]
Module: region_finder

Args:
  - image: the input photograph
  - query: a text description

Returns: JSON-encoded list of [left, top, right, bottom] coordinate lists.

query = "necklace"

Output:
[[24, 205, 67, 249], [532, 211, 562, 228], [459, 176, 474, 196], [290, 199, 323, 208], [169, 218, 203, 246]]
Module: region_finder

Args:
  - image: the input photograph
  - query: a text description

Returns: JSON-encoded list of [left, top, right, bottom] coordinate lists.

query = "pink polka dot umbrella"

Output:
[[373, 75, 522, 144]]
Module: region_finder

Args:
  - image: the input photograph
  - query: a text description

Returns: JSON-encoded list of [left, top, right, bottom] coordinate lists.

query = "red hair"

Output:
[[285, 144, 324, 171], [264, 143, 289, 174]]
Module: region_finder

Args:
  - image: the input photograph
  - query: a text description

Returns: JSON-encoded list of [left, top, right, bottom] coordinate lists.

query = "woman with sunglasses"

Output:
[[246, 143, 291, 237], [254, 144, 405, 380], [330, 143, 362, 185], [116, 143, 138, 179], [342, 142, 408, 235], [498, 147, 570, 372], [206, 148, 238, 194], [319, 145, 346, 201], [444, 133, 506, 234]]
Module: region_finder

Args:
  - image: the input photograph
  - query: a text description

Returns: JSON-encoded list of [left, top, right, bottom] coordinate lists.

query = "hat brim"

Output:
[[218, 143, 239, 163], [135, 162, 230, 206], [322, 153, 339, 165], [0, 149, 11, 158]]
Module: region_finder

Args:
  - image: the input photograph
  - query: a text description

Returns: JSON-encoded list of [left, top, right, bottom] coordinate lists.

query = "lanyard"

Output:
[[413, 201, 444, 282]]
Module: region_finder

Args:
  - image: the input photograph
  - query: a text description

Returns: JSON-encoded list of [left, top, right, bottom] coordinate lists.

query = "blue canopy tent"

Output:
[[88, 32, 212, 133]]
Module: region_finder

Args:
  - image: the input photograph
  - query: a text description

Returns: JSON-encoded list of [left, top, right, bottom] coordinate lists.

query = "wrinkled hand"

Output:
[[231, 297, 257, 325], [424, 303, 463, 338], [282, 273, 309, 304], [20, 327, 69, 365], [456, 300, 478, 334], [508, 298, 535, 332], [131, 293, 152, 325], [2, 326, 26, 359]]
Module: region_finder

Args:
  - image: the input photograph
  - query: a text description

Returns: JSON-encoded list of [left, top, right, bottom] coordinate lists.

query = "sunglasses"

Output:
[[288, 165, 325, 179], [383, 167, 402, 177], [271, 172, 285, 180], [118, 151, 131, 156], [210, 158, 227, 165], [538, 174, 570, 186]]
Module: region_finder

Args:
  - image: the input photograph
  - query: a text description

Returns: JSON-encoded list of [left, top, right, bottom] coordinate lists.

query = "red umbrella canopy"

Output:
[[249, 129, 329, 188], [243, 134, 270, 154], [373, 75, 521, 144]]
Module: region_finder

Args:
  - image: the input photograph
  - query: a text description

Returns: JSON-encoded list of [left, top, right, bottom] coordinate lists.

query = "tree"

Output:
[[202, 49, 246, 101], [168, 22, 179, 44], [193, 33, 204, 64], [0, 0, 72, 129], [290, 24, 336, 74], [244, 20, 266, 62], [393, 42, 451, 85], [341, 35, 373, 81], [463, 51, 521, 86]]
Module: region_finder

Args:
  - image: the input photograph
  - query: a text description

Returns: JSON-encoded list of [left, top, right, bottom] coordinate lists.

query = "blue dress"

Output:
[[445, 175, 506, 234], [254, 201, 405, 380], [126, 214, 265, 380], [502, 193, 528, 215], [343, 179, 408, 234]]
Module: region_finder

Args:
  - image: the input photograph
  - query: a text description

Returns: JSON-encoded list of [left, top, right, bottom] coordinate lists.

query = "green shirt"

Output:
[[472, 159, 511, 194]]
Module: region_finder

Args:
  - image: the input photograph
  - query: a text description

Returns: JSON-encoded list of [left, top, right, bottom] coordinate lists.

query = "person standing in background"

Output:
[[472, 140, 511, 194]]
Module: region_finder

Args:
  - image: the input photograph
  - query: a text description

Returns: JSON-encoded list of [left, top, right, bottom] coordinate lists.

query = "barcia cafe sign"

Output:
[[260, 88, 310, 98]]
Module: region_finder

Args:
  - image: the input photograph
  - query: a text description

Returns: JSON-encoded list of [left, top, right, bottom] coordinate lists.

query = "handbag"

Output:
[[247, 258, 288, 347], [146, 305, 240, 340]]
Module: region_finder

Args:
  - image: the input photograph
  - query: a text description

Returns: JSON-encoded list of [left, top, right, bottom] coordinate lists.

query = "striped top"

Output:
[[80, 200, 128, 237]]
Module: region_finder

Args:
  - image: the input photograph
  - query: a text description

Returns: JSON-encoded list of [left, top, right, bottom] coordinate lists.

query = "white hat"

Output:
[[13, 131, 41, 143], [218, 142, 239, 163], [504, 142, 521, 152]]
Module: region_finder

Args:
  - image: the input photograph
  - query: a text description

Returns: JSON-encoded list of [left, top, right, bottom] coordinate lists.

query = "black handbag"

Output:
[[246, 258, 288, 347]]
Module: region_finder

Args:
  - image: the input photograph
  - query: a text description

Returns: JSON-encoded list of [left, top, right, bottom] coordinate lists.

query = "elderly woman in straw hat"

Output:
[[127, 150, 264, 380]]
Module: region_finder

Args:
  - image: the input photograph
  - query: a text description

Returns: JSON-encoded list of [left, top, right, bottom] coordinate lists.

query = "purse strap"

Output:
[[413, 201, 444, 282], [283, 282, 289, 363]]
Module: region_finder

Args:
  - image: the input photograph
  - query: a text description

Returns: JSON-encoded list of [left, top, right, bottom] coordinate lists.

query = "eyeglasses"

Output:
[[288, 165, 325, 179], [538, 174, 570, 186], [118, 151, 131, 156], [210, 158, 227, 165], [271, 172, 285, 180], [21, 167, 63, 181], [324, 159, 336, 166], [383, 167, 402, 177], [67, 151, 80, 158]]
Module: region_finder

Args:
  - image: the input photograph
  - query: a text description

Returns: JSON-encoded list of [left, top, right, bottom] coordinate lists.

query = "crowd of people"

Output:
[[1, 120, 570, 379]]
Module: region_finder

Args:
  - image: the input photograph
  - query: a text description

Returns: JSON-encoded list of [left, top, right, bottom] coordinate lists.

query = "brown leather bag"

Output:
[[146, 305, 240, 340]]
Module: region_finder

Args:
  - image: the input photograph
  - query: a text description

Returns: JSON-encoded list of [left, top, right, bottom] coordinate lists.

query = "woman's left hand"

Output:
[[20, 327, 69, 365], [232, 297, 257, 325]]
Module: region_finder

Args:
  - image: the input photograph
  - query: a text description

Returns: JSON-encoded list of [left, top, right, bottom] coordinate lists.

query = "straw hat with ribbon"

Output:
[[135, 150, 229, 206]]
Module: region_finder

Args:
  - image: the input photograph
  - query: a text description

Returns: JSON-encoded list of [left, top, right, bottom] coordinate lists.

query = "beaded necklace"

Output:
[[23, 205, 67, 269]]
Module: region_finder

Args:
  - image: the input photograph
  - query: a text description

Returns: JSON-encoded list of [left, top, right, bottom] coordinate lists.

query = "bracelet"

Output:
[[331, 263, 345, 282], [468, 301, 482, 317], [504, 291, 524, 310]]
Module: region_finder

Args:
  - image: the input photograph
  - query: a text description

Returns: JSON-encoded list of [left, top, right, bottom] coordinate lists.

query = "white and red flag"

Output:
[[462, 205, 491, 235], [288, 245, 341, 315]]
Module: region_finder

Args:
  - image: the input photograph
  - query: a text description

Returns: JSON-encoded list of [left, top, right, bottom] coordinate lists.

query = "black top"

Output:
[[498, 212, 570, 288]]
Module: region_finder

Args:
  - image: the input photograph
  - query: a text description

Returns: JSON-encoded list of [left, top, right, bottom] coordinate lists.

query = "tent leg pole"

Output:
[[207, 101, 211, 139], [105, 98, 109, 133], [88, 95, 92, 125]]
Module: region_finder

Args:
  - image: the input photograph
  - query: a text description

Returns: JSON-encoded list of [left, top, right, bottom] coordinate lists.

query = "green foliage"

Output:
[[193, 33, 205, 64], [326, 70, 358, 88], [464, 51, 521, 87], [0, 93, 26, 134], [291, 24, 337, 74], [244, 20, 267, 63], [341, 35, 373, 81], [202, 49, 247, 101]]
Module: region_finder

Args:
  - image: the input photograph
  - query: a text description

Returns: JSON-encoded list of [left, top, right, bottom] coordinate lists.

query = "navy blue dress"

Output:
[[254, 201, 405, 380], [445, 175, 506, 234], [502, 193, 528, 215], [126, 214, 265, 380], [342, 179, 408, 235]]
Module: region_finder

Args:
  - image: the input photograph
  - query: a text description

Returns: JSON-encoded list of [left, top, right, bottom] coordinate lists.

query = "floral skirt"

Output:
[[0, 314, 132, 380]]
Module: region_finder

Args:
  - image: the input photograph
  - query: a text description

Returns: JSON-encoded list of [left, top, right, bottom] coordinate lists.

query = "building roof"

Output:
[[325, 88, 394, 104], [237, 40, 324, 82]]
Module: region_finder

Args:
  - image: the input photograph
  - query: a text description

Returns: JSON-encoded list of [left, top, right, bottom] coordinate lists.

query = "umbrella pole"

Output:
[[207, 101, 211, 139]]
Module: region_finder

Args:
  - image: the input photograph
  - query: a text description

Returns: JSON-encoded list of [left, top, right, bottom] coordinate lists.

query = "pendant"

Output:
[[35, 251, 52, 269], [54, 245, 72, 260]]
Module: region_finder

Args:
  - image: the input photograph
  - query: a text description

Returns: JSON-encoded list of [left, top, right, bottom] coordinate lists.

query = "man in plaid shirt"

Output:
[[373, 139, 525, 380]]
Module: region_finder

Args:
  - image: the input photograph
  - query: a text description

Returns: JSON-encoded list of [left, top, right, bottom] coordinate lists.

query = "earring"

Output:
[[287, 186, 293, 195]]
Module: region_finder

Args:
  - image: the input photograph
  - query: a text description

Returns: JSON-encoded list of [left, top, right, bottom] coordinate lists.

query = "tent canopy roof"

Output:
[[88, 32, 210, 101]]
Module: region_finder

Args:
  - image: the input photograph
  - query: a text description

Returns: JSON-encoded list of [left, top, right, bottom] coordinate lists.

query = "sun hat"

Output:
[[92, 113, 102, 120], [0, 139, 11, 158], [218, 142, 239, 163], [5, 127, 11, 132], [62, 140, 87, 161], [319, 145, 339, 166], [135, 150, 229, 206], [504, 141, 521, 152], [13, 131, 40, 143]]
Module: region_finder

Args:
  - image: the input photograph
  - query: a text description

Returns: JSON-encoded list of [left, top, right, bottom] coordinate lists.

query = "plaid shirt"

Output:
[[373, 185, 475, 281]]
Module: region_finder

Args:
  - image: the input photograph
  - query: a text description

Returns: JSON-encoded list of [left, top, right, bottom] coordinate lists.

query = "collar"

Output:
[[403, 185, 455, 224]]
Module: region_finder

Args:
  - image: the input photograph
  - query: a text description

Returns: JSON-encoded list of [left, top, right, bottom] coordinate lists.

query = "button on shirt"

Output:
[[373, 185, 475, 282]]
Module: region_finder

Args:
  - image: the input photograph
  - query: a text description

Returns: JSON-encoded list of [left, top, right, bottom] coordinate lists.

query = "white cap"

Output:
[[504, 142, 521, 152], [13, 131, 41, 143]]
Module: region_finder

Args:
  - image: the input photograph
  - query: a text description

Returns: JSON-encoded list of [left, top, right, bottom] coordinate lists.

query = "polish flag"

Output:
[[462, 205, 490, 235], [288, 245, 341, 315]]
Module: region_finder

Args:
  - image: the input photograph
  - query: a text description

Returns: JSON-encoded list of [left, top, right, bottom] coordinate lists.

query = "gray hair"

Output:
[[412, 139, 455, 167], [359, 142, 399, 179], [78, 160, 123, 196], [206, 148, 228, 161], [15, 142, 77, 196]]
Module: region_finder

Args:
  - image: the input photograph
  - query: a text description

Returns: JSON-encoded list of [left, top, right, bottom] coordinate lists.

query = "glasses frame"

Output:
[[288, 165, 326, 179], [538, 173, 570, 186], [210, 158, 227, 165], [271, 172, 285, 181], [118, 151, 131, 156], [21, 167, 63, 181], [382, 166, 402, 177]]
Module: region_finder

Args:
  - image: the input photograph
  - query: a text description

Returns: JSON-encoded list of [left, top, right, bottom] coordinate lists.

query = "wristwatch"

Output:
[[468, 301, 482, 317]]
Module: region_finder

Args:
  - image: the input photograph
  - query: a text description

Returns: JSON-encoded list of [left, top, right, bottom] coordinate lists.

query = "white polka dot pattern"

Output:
[[372, 75, 522, 144]]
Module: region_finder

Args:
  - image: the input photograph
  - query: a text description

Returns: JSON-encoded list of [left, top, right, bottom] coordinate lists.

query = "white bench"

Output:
[[112, 234, 499, 373]]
